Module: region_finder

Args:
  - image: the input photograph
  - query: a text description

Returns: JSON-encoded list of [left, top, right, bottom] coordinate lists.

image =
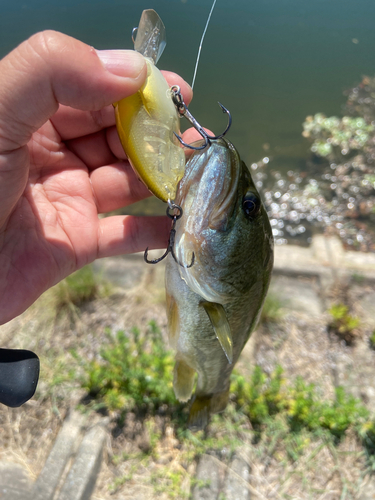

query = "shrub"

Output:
[[74, 321, 175, 412]]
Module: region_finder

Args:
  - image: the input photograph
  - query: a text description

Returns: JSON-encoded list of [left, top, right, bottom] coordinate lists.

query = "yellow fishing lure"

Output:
[[114, 10, 185, 203]]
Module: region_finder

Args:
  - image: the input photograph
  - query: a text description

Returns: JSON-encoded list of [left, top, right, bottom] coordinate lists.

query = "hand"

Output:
[[0, 31, 193, 325]]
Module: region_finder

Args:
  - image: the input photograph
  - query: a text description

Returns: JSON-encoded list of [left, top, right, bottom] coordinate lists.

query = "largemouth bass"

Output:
[[165, 138, 274, 428]]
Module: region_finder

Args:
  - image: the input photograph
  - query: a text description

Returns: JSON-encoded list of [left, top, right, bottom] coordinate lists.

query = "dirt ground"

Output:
[[1, 251, 375, 499]]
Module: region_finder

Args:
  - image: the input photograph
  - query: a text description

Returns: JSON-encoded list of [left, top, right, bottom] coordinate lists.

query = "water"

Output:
[[1, 0, 375, 217]]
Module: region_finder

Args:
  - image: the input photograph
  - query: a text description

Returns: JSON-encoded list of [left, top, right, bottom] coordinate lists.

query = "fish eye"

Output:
[[243, 193, 261, 219]]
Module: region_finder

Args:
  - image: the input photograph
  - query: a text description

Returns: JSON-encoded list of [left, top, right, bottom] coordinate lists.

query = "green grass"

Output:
[[72, 321, 176, 413], [231, 366, 373, 441], [328, 303, 360, 344], [369, 330, 375, 350], [71, 320, 375, 498], [260, 292, 284, 324], [52, 265, 112, 312]]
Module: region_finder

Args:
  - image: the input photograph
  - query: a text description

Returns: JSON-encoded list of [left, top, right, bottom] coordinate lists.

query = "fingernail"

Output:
[[96, 50, 145, 78]]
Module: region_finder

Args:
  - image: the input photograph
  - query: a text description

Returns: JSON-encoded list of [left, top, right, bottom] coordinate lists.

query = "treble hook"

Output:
[[131, 27, 138, 44], [170, 85, 232, 150], [144, 202, 195, 268]]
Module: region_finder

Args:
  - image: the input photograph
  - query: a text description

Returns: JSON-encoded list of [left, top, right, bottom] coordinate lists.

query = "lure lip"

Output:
[[133, 9, 166, 65]]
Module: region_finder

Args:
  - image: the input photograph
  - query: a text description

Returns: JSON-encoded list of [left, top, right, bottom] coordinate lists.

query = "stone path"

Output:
[[0, 412, 107, 500], [1, 235, 375, 499]]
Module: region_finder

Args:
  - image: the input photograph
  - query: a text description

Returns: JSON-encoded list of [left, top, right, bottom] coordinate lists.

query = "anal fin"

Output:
[[174, 359, 196, 402], [202, 302, 233, 364]]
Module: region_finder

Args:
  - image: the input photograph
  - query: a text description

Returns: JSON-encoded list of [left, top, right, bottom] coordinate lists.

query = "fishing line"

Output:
[[191, 0, 217, 90]]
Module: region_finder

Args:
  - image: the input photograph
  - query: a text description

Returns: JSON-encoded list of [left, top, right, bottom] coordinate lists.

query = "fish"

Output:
[[165, 138, 274, 428], [114, 9, 185, 203]]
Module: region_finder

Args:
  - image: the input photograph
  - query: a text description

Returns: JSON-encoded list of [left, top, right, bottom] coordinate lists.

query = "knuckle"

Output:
[[89, 110, 105, 131], [26, 31, 60, 60], [127, 217, 141, 254]]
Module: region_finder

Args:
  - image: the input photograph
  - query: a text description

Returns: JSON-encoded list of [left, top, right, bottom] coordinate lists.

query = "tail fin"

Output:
[[188, 389, 229, 430]]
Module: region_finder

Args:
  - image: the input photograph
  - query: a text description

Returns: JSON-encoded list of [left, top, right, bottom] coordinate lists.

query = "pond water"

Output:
[[2, 0, 375, 229]]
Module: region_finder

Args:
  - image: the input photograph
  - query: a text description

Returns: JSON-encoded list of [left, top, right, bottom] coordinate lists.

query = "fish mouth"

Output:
[[173, 139, 241, 303], [176, 139, 240, 234]]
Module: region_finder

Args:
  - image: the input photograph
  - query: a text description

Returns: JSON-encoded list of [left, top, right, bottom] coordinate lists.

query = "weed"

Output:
[[328, 303, 361, 344], [52, 265, 111, 313], [150, 467, 190, 499], [370, 330, 375, 350], [260, 293, 284, 324], [73, 321, 175, 413], [351, 273, 366, 284], [231, 365, 375, 449]]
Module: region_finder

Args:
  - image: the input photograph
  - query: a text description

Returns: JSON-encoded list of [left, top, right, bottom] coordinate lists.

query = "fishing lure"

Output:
[[114, 9, 185, 204], [115, 8, 232, 267], [114, 9, 231, 202]]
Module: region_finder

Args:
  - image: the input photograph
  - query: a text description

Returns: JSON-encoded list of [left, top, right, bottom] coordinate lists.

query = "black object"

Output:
[[0, 348, 40, 407]]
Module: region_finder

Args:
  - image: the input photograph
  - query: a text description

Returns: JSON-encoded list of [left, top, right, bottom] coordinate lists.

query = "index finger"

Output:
[[52, 71, 193, 141]]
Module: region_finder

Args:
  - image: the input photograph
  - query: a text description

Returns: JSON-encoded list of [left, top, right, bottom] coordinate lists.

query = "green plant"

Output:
[[302, 113, 374, 160], [52, 265, 111, 312], [231, 365, 374, 445], [71, 316, 375, 497], [370, 330, 375, 350], [351, 273, 366, 284], [328, 303, 361, 344], [260, 293, 284, 324], [74, 321, 175, 412], [345, 75, 375, 124]]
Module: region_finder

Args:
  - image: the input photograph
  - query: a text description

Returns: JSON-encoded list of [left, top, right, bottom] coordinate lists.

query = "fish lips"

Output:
[[178, 139, 241, 234], [173, 139, 242, 304]]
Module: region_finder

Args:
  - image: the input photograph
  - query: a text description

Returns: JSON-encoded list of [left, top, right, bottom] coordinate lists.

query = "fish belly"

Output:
[[165, 256, 234, 428]]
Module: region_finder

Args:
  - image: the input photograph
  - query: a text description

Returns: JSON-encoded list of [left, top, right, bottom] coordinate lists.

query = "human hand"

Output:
[[0, 31, 193, 325]]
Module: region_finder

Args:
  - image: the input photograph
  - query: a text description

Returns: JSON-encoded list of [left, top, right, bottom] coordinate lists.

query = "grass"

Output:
[[69, 319, 375, 499], [231, 366, 374, 443], [260, 293, 284, 324], [370, 330, 375, 350], [328, 303, 361, 345], [7, 265, 373, 499], [52, 265, 112, 313], [72, 320, 176, 414]]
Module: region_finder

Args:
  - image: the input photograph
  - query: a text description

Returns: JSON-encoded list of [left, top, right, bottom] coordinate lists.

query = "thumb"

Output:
[[0, 30, 146, 151], [0, 30, 146, 225]]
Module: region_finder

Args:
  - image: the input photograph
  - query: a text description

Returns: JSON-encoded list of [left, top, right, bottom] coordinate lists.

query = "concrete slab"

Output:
[[192, 453, 226, 500], [57, 422, 107, 500], [0, 461, 32, 500], [223, 453, 251, 500], [269, 275, 323, 316], [30, 411, 85, 500], [92, 254, 146, 290]]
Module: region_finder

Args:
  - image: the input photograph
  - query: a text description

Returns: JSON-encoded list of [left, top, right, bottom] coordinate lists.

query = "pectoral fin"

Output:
[[202, 302, 233, 364]]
